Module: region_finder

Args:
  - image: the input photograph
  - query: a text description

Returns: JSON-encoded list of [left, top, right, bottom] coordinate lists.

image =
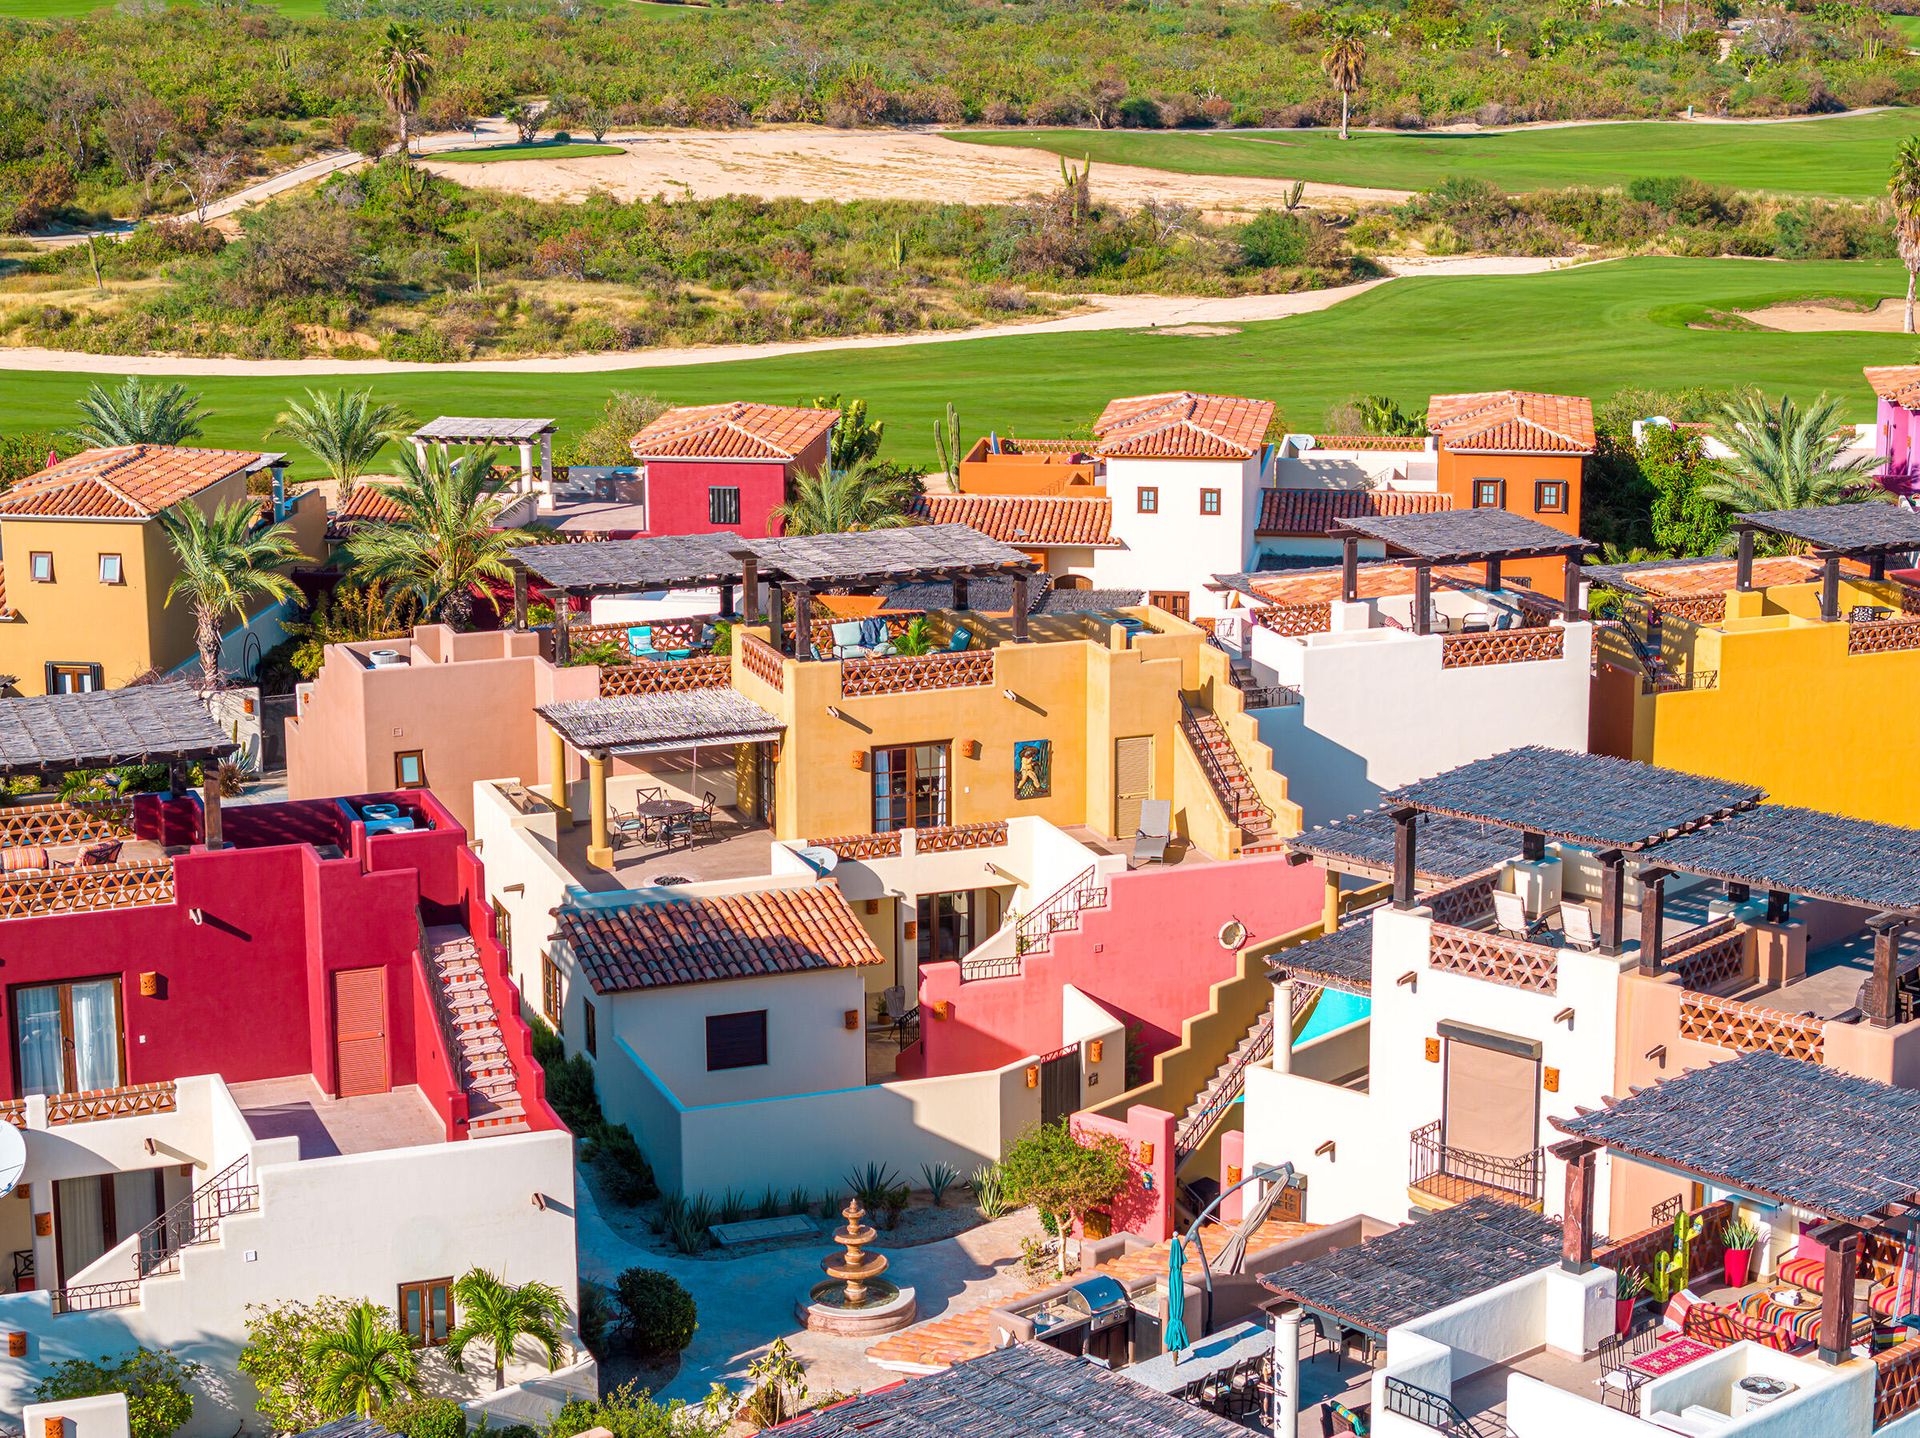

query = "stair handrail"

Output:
[[1178, 697, 1274, 834], [1174, 1012, 1275, 1162], [1382, 1376, 1510, 1438], [133, 1152, 257, 1279], [1013, 864, 1103, 954], [415, 918, 472, 1129]]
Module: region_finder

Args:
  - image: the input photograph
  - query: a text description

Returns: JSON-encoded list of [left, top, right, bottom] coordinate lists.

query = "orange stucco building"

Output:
[[1425, 390, 1593, 590]]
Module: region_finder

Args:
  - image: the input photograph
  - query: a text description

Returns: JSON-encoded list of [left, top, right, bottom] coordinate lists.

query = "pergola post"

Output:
[[554, 593, 573, 666], [1736, 526, 1756, 592], [740, 553, 760, 624], [792, 586, 814, 659], [1522, 831, 1545, 863], [1272, 1304, 1303, 1436], [1819, 552, 1841, 624], [1872, 552, 1889, 581], [586, 753, 612, 871], [1817, 1224, 1861, 1365], [719, 583, 735, 619], [1412, 563, 1433, 636], [1340, 536, 1359, 605], [1867, 915, 1906, 1029], [538, 431, 554, 504], [1551, 1138, 1599, 1274], [1767, 889, 1791, 925], [201, 767, 223, 850], [1485, 556, 1502, 593], [1011, 572, 1030, 642], [512, 569, 529, 633], [1391, 807, 1418, 911], [1322, 869, 1342, 933], [1597, 850, 1627, 957], [167, 759, 190, 799], [549, 727, 572, 826], [1639, 866, 1668, 972], [1561, 557, 1584, 620], [770, 584, 788, 655], [953, 575, 971, 612], [1272, 978, 1295, 1076]]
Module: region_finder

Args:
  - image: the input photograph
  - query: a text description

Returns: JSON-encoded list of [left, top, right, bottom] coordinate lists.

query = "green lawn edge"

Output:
[[433, 143, 625, 164]]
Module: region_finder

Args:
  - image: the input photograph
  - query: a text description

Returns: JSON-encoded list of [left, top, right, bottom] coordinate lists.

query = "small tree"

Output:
[[504, 101, 544, 146], [1321, 19, 1368, 141], [445, 1268, 568, 1390], [372, 22, 434, 158], [34, 1349, 200, 1438], [613, 1267, 697, 1357], [241, 1296, 367, 1434], [163, 498, 304, 686], [303, 1301, 418, 1418], [66, 376, 206, 447], [809, 392, 884, 470], [1641, 424, 1728, 558], [772, 459, 919, 535], [999, 1120, 1130, 1275], [563, 389, 669, 465], [272, 387, 413, 493], [1889, 135, 1920, 335]]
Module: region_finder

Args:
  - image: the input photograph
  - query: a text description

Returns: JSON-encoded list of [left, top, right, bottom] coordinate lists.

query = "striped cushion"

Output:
[[1736, 1292, 1872, 1346], [1870, 1280, 1920, 1318], [1778, 1254, 1826, 1292], [0, 845, 47, 873]]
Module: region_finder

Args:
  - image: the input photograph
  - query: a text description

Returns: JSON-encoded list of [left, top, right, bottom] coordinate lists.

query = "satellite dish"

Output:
[[1218, 918, 1248, 951], [0, 1122, 25, 1199]]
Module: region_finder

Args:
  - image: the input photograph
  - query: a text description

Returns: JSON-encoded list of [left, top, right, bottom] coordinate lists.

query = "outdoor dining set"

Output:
[[611, 788, 720, 852]]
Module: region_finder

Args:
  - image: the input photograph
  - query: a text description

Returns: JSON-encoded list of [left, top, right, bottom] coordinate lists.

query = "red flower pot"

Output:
[[1726, 1249, 1754, 1287], [1616, 1298, 1634, 1335]]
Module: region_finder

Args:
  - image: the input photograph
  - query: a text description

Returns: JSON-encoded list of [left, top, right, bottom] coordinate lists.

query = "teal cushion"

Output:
[[627, 625, 653, 650], [831, 621, 866, 647]]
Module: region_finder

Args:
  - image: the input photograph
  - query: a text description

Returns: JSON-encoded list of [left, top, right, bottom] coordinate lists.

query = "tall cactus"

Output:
[[933, 402, 961, 489], [1648, 1210, 1703, 1302]]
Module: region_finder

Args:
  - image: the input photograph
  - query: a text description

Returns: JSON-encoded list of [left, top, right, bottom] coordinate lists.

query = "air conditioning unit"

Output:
[[366, 649, 407, 668]]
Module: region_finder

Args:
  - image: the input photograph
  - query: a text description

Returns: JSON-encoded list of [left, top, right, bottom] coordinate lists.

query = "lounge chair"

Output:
[[1562, 901, 1598, 951], [830, 620, 870, 658], [1492, 888, 1538, 939], [1131, 799, 1172, 867]]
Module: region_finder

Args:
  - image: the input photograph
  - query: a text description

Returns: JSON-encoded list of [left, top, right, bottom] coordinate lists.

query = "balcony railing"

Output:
[[133, 1153, 258, 1279], [1678, 991, 1824, 1063], [1410, 1120, 1544, 1210], [840, 650, 994, 698], [0, 860, 175, 920], [1382, 1376, 1510, 1438], [50, 1277, 143, 1314], [1439, 627, 1565, 668], [914, 820, 1008, 853], [1013, 864, 1103, 957], [598, 656, 731, 697], [1428, 922, 1559, 994], [1876, 1337, 1920, 1427], [0, 800, 134, 846], [1251, 601, 1331, 637], [1849, 616, 1920, 656], [47, 1081, 177, 1127]]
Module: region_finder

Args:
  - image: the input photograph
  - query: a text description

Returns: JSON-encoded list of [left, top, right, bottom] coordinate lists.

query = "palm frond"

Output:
[[65, 377, 207, 448]]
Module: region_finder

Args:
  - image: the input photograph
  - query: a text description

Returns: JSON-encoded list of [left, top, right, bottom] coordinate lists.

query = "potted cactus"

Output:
[[1722, 1217, 1761, 1288], [1615, 1267, 1648, 1335]]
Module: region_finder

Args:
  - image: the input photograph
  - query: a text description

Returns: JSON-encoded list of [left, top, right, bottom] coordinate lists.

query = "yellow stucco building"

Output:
[[0, 446, 326, 694]]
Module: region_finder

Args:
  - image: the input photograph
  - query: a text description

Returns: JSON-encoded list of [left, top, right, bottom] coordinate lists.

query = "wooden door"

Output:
[[1113, 735, 1154, 839], [331, 967, 388, 1098]]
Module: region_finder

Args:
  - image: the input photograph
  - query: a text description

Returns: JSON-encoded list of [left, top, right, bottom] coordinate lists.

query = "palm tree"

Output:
[[66, 376, 207, 448], [771, 458, 920, 536], [343, 444, 530, 628], [1321, 21, 1368, 141], [163, 498, 304, 686], [1890, 136, 1920, 334], [272, 389, 413, 494], [372, 22, 434, 158], [1702, 389, 1881, 537], [305, 1300, 418, 1418], [445, 1268, 568, 1391]]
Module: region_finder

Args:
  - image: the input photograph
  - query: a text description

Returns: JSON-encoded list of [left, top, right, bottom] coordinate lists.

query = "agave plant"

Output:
[[921, 1161, 960, 1207], [972, 1162, 1009, 1219], [845, 1161, 905, 1211]]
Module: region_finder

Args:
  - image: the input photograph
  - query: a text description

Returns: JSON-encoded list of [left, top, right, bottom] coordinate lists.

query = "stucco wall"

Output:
[[1090, 454, 1267, 611], [641, 456, 793, 539]]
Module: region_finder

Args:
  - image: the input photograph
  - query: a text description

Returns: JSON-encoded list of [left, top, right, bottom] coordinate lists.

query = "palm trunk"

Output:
[[197, 605, 222, 687], [1907, 267, 1915, 335], [443, 587, 475, 631], [494, 1359, 505, 1392], [1339, 90, 1350, 140]]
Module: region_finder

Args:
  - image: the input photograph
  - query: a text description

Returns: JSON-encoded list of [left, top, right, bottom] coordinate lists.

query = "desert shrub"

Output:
[[613, 1268, 698, 1357], [33, 1350, 198, 1438], [583, 1121, 659, 1204]]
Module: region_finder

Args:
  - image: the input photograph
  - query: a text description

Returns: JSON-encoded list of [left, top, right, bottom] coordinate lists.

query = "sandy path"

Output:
[[1737, 297, 1908, 332], [0, 256, 1564, 377], [420, 128, 1409, 215]]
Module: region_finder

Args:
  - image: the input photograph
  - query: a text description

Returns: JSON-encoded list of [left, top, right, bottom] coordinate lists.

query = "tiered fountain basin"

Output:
[[796, 1198, 918, 1335]]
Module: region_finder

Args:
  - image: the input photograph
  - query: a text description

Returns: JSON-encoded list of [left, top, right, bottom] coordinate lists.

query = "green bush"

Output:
[[583, 1121, 659, 1204], [383, 1399, 468, 1438], [613, 1268, 698, 1357], [33, 1350, 199, 1438], [545, 1053, 602, 1131]]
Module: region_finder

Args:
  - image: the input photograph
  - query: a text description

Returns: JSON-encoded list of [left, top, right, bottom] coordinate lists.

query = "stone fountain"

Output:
[[795, 1197, 918, 1335]]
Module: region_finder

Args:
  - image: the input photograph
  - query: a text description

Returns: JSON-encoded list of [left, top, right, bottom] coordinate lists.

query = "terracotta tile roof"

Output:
[[867, 1214, 1316, 1372], [1310, 434, 1430, 452], [629, 402, 839, 462], [1426, 391, 1595, 455], [1867, 365, 1920, 409], [555, 882, 885, 995], [1257, 488, 1453, 537], [1595, 553, 1863, 599], [915, 493, 1118, 548], [1245, 561, 1488, 606], [0, 446, 263, 520], [337, 483, 407, 525], [1094, 392, 1275, 461]]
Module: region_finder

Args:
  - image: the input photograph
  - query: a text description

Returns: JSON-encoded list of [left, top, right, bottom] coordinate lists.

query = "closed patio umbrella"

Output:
[[1165, 1234, 1191, 1358]]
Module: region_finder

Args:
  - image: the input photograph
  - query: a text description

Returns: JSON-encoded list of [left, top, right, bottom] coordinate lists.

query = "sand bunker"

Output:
[[1737, 297, 1911, 332], [421, 129, 1408, 217]]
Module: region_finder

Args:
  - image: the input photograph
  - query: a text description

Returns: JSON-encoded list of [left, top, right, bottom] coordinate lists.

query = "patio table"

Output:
[[1127, 1318, 1270, 1394], [637, 800, 695, 819], [1630, 1337, 1715, 1378]]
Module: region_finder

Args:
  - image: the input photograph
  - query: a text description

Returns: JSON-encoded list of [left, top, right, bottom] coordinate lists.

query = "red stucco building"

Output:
[[628, 401, 840, 538]]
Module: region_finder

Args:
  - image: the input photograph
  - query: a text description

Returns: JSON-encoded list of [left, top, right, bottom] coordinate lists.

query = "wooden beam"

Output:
[[1639, 867, 1668, 973], [1484, 556, 1502, 593], [792, 586, 814, 659], [1736, 526, 1756, 592], [1341, 536, 1359, 605], [1818, 1227, 1861, 1365], [1392, 807, 1418, 911], [1561, 556, 1584, 620], [1820, 552, 1841, 624], [740, 553, 760, 623], [1413, 563, 1432, 636], [1598, 850, 1626, 957], [1555, 1138, 1599, 1274], [553, 592, 573, 666], [1868, 915, 1906, 1029], [512, 568, 529, 633], [1010, 572, 1030, 642]]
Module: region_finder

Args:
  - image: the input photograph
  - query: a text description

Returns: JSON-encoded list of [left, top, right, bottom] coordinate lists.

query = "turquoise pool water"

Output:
[[1293, 987, 1370, 1047]]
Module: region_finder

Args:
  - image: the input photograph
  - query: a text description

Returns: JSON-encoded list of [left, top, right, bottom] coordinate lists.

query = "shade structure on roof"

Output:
[[1735, 505, 1920, 556], [1383, 746, 1763, 853], [1288, 806, 1520, 884], [536, 689, 783, 758], [0, 684, 233, 773], [1649, 804, 1920, 916], [411, 416, 555, 443], [751, 524, 1038, 586], [1269, 917, 1374, 996], [1333, 508, 1594, 565], [1552, 1051, 1920, 1225], [1257, 1197, 1560, 1339], [509, 534, 749, 595]]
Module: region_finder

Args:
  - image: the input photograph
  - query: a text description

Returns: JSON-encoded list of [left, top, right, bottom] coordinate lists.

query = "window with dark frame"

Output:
[[1199, 488, 1222, 516], [706, 1009, 769, 1071], [1534, 480, 1567, 514], [45, 663, 102, 694], [397, 1278, 453, 1348], [28, 553, 52, 583], [1473, 479, 1505, 510], [492, 899, 512, 960], [98, 554, 123, 585], [541, 952, 563, 1032], [870, 742, 950, 833], [584, 1000, 597, 1057], [394, 750, 425, 788], [1137, 486, 1159, 515], [709, 487, 742, 525], [12, 976, 125, 1097]]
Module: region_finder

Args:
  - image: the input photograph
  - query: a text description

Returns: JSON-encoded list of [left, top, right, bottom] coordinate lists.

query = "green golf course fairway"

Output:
[[948, 110, 1920, 199], [434, 143, 625, 164], [0, 258, 1909, 469]]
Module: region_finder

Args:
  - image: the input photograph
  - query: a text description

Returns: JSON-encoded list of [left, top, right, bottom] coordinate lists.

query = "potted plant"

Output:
[[1615, 1268, 1647, 1335], [1722, 1217, 1762, 1288]]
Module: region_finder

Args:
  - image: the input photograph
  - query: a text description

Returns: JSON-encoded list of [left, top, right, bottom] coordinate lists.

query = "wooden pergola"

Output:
[[507, 534, 750, 665], [1332, 509, 1597, 634], [1733, 505, 1920, 622]]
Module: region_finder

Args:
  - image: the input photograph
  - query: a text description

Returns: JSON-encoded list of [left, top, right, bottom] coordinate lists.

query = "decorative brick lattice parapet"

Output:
[[47, 1080, 178, 1127], [1664, 918, 1747, 991], [1848, 618, 1920, 656], [1679, 992, 1824, 1062], [1252, 602, 1331, 638], [739, 635, 786, 691], [0, 801, 134, 846], [915, 821, 1009, 853], [1429, 924, 1559, 994], [841, 651, 993, 698], [598, 657, 731, 697], [0, 861, 175, 920], [808, 831, 904, 861], [0, 1100, 24, 1128], [1656, 595, 1727, 626], [1440, 628, 1566, 669], [1877, 1340, 1920, 1426], [1424, 872, 1499, 929]]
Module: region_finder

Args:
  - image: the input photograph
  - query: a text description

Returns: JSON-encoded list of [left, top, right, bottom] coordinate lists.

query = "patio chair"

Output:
[[1131, 799, 1173, 868], [1562, 901, 1599, 951], [689, 792, 717, 839], [1492, 888, 1547, 940], [1494, 611, 1515, 631], [1595, 1331, 1652, 1412], [857, 617, 897, 656], [943, 626, 973, 654], [830, 620, 869, 658], [662, 817, 695, 851]]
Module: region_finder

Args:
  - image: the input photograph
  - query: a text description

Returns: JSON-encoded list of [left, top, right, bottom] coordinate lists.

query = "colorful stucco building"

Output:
[[0, 446, 326, 694], [626, 401, 839, 538]]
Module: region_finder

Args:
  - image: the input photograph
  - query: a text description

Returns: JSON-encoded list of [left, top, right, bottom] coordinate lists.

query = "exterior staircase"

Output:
[[424, 925, 529, 1136], [1172, 981, 1315, 1165], [1178, 698, 1276, 842]]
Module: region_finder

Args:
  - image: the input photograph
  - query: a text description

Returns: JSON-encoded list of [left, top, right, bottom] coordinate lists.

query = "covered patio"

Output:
[[1331, 509, 1596, 635], [536, 688, 784, 871], [507, 532, 749, 665], [1732, 505, 1920, 622], [411, 415, 555, 506]]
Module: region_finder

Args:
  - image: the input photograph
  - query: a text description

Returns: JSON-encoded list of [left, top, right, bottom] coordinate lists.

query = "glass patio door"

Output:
[[14, 978, 124, 1097]]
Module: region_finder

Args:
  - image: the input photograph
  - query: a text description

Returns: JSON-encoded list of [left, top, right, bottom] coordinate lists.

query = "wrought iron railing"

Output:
[[1013, 865, 1104, 956], [1382, 1377, 1510, 1438], [1238, 684, 1302, 709], [1178, 698, 1274, 835], [51, 1276, 144, 1314], [131, 1153, 258, 1280], [1175, 1012, 1275, 1163], [1409, 1120, 1544, 1208]]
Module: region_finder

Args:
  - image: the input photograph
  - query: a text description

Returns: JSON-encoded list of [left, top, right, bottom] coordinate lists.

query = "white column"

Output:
[[1274, 1306, 1302, 1436], [539, 431, 555, 510], [518, 441, 536, 496], [412, 439, 428, 467], [1273, 979, 1294, 1075]]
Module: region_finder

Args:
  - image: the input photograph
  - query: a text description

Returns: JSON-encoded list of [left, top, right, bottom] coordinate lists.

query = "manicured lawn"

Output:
[[0, 258, 1908, 471], [1893, 14, 1920, 45], [433, 142, 626, 164], [0, 0, 334, 14], [946, 110, 1920, 199]]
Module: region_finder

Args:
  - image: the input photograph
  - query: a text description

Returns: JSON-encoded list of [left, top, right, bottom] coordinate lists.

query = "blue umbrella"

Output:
[[1165, 1234, 1191, 1355]]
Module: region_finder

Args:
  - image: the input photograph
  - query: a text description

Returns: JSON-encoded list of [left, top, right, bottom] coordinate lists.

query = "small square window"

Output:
[[1199, 488, 1222, 516], [707, 1009, 769, 1071], [394, 750, 425, 788], [1473, 480, 1505, 510], [28, 553, 52, 583], [709, 487, 741, 525], [1137, 487, 1159, 515], [98, 554, 123, 585], [1534, 480, 1567, 514]]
